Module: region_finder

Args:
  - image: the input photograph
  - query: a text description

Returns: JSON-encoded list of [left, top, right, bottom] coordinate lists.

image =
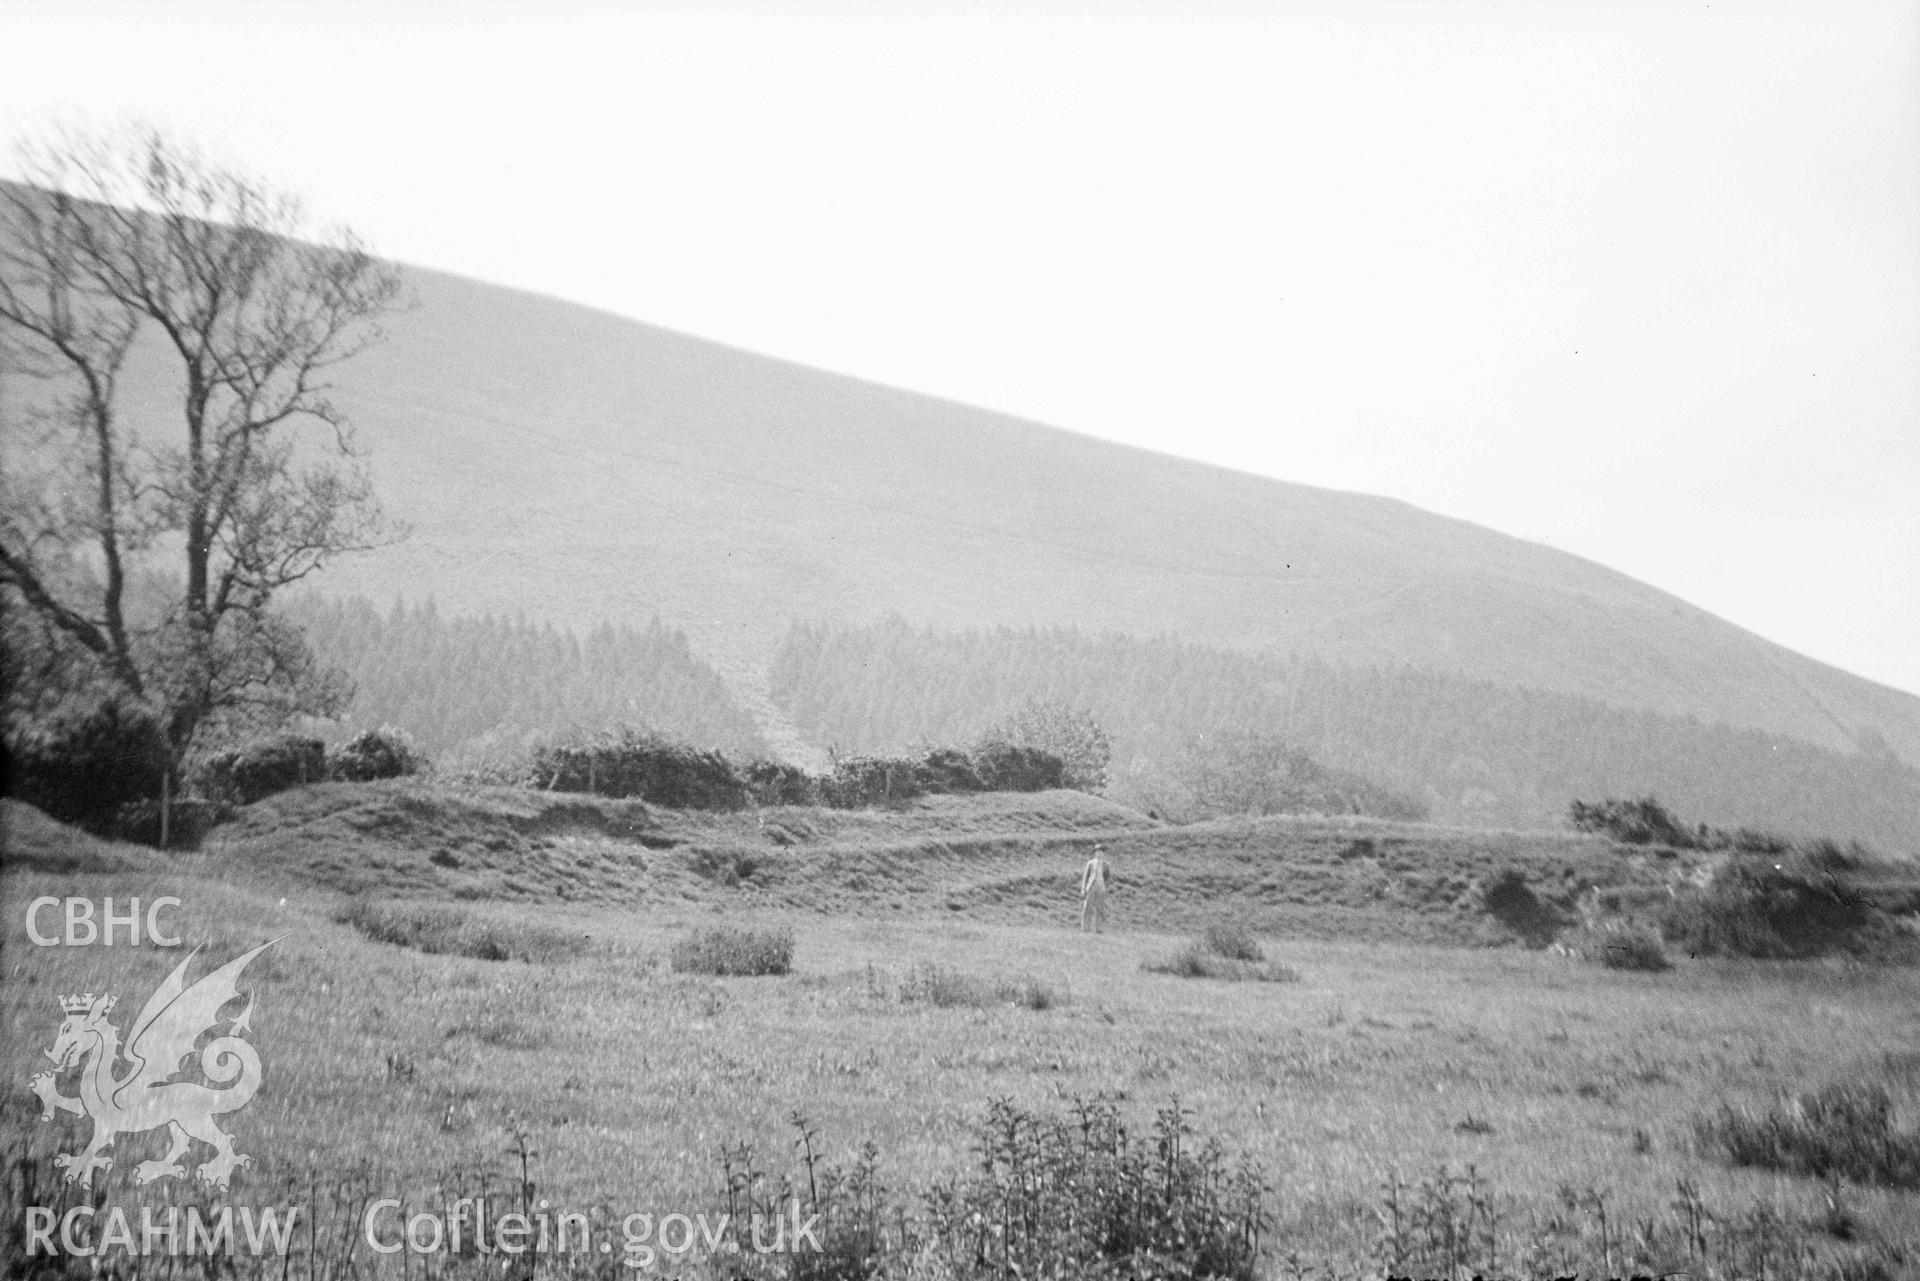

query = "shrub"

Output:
[[328, 726, 426, 781], [4, 692, 169, 835], [442, 755, 526, 788], [200, 733, 327, 805], [338, 900, 585, 963], [1596, 925, 1671, 972], [743, 759, 819, 806], [530, 726, 750, 809], [670, 925, 794, 976], [1696, 1077, 1920, 1188], [819, 755, 926, 808], [975, 698, 1113, 792], [1569, 795, 1703, 848], [1663, 858, 1884, 960], [915, 747, 985, 795], [972, 742, 1066, 793], [1481, 868, 1569, 947], [1202, 920, 1265, 962]]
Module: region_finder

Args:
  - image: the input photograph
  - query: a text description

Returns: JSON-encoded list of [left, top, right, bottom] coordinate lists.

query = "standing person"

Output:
[[1080, 843, 1112, 933]]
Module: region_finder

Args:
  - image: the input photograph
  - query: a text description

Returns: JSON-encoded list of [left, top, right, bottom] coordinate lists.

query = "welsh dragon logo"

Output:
[[29, 940, 275, 1191]]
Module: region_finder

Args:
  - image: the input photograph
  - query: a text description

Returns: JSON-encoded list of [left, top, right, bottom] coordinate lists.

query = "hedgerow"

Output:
[[516, 727, 1071, 812], [3, 692, 169, 835], [529, 726, 751, 809], [198, 733, 327, 805], [327, 725, 426, 781]]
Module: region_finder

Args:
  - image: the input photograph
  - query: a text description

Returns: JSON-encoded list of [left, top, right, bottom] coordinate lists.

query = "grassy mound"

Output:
[[167, 776, 1918, 962], [0, 799, 164, 874], [181, 779, 1693, 946]]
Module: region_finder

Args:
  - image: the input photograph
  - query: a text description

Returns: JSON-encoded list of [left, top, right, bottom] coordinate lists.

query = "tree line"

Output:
[[289, 595, 768, 765], [768, 617, 1920, 852]]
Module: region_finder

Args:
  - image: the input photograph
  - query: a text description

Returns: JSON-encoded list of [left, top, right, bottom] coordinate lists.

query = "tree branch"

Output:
[[0, 542, 141, 694]]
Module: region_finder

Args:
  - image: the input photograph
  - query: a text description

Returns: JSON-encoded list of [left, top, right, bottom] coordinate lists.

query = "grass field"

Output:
[[4, 788, 1919, 1279]]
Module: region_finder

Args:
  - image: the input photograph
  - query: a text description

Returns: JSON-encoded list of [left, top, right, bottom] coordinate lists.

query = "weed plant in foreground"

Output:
[[1366, 1164, 1907, 1281], [9, 1100, 1901, 1280], [712, 1098, 1268, 1281]]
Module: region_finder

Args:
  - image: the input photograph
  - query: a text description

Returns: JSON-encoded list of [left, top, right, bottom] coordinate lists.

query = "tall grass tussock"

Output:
[[1147, 918, 1301, 983], [670, 924, 796, 976], [1696, 1076, 1920, 1189], [1595, 923, 1672, 972], [893, 962, 1063, 1010], [337, 899, 585, 963]]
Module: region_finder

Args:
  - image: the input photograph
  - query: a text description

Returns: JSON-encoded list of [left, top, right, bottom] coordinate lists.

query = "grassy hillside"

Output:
[[5, 792, 1919, 1278], [31, 228, 1902, 765]]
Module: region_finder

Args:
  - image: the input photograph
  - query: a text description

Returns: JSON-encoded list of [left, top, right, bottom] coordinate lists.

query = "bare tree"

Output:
[[0, 123, 402, 796]]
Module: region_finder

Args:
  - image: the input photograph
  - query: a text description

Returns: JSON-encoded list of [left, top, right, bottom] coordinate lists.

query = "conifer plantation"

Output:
[[289, 596, 767, 766], [770, 618, 1920, 849]]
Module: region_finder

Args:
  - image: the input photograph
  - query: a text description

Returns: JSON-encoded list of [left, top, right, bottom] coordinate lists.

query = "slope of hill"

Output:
[[5, 178, 1916, 776], [295, 267, 1920, 766]]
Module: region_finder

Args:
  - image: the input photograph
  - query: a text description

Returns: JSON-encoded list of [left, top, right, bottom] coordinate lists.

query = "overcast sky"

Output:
[[4, 0, 1916, 696]]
